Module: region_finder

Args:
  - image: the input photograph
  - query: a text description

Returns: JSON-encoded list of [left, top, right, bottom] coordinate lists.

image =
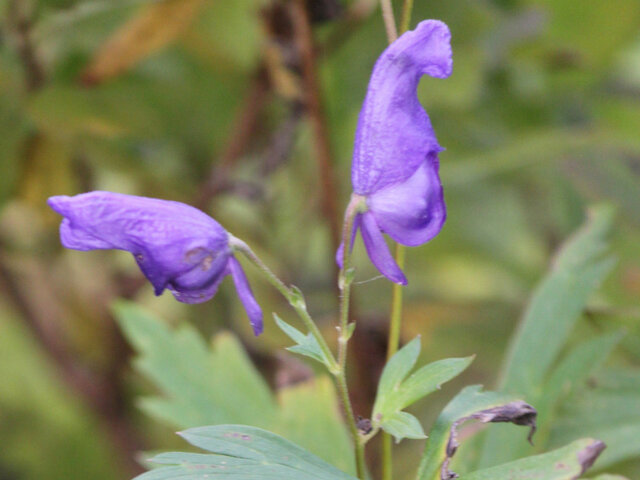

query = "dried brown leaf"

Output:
[[442, 401, 538, 479], [80, 0, 205, 85]]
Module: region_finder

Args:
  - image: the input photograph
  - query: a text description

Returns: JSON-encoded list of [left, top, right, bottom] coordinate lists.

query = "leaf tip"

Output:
[[577, 439, 606, 475]]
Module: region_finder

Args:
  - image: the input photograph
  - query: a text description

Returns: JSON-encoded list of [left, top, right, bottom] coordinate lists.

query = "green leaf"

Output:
[[460, 438, 605, 480], [550, 386, 640, 471], [380, 411, 427, 443], [135, 425, 358, 480], [114, 302, 353, 473], [113, 301, 277, 428], [417, 386, 529, 480], [500, 205, 615, 396], [590, 475, 630, 480], [477, 206, 616, 468], [373, 337, 473, 427], [274, 314, 331, 367], [537, 332, 622, 422], [289, 285, 307, 310], [386, 356, 475, 414], [276, 378, 355, 475], [375, 337, 421, 409]]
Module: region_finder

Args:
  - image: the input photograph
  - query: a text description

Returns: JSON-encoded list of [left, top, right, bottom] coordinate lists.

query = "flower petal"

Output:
[[48, 191, 230, 295], [228, 256, 263, 336], [165, 242, 233, 301], [167, 262, 228, 304], [360, 212, 407, 285], [351, 20, 452, 194], [367, 155, 446, 246]]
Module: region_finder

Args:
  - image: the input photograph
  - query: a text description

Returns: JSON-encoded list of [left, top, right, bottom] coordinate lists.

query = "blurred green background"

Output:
[[1, 0, 639, 479]]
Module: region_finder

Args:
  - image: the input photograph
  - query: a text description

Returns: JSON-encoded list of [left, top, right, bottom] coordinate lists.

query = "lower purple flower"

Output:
[[48, 191, 263, 335], [338, 20, 452, 285]]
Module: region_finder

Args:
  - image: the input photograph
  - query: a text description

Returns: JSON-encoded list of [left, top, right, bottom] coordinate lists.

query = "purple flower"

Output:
[[338, 20, 452, 285], [48, 191, 263, 335]]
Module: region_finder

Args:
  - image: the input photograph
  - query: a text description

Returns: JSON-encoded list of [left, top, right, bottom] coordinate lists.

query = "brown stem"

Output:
[[195, 66, 271, 209], [7, 0, 46, 92], [290, 0, 341, 252]]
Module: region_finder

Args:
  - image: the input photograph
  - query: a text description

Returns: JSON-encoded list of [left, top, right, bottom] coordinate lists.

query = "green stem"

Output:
[[382, 245, 406, 480], [230, 236, 339, 374], [338, 194, 365, 367], [232, 231, 367, 478], [337, 194, 368, 479], [399, 0, 415, 34], [387, 244, 406, 362], [336, 370, 366, 479]]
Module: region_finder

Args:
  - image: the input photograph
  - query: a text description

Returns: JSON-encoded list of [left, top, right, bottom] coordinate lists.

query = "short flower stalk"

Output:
[[229, 236, 340, 375], [231, 234, 367, 478]]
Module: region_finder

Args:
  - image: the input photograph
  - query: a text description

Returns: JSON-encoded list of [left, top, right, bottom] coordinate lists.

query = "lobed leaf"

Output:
[[373, 337, 473, 438], [114, 301, 277, 428], [113, 302, 353, 473], [381, 411, 427, 443], [274, 314, 333, 368], [386, 356, 475, 414], [135, 425, 358, 480], [375, 336, 422, 411]]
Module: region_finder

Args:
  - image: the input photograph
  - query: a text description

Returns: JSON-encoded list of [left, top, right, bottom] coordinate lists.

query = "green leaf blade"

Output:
[[387, 356, 474, 413], [460, 438, 605, 480], [136, 425, 358, 480], [499, 206, 616, 398], [274, 314, 331, 367], [374, 337, 422, 414], [380, 411, 427, 443]]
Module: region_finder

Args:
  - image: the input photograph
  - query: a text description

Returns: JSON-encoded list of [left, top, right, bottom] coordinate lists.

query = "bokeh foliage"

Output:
[[1, 0, 639, 479]]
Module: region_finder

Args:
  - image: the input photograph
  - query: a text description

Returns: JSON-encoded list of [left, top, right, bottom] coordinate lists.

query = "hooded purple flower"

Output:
[[48, 191, 263, 335], [338, 20, 452, 285]]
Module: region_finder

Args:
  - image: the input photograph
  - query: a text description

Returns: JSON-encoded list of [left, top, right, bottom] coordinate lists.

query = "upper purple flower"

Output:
[[48, 191, 263, 335], [339, 20, 452, 285]]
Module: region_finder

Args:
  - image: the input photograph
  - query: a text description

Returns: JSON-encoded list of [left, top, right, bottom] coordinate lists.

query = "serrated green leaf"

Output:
[[113, 301, 277, 428], [135, 425, 358, 480], [372, 336, 422, 423], [274, 314, 331, 367], [114, 302, 352, 472], [385, 356, 474, 414], [373, 337, 473, 426], [376, 337, 421, 402], [380, 411, 427, 444], [460, 438, 605, 480]]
